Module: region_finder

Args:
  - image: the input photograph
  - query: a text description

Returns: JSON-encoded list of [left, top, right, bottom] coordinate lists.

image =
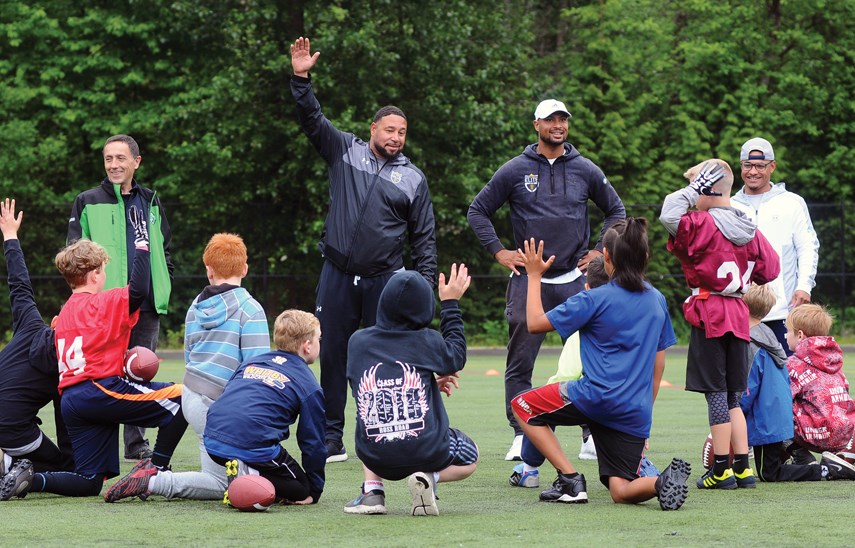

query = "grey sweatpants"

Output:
[[149, 386, 227, 500]]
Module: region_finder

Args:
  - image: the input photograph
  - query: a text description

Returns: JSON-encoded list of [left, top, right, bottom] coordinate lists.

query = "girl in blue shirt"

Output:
[[511, 217, 689, 511]]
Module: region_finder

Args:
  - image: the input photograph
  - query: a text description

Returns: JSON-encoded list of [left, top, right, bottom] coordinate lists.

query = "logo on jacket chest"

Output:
[[391, 171, 402, 184], [524, 174, 539, 192]]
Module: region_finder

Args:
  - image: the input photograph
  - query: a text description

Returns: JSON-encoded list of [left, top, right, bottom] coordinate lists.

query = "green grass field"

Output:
[[7, 350, 855, 547]]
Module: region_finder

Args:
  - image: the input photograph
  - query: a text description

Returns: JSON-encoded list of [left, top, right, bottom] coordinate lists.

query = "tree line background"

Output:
[[1, 0, 853, 345]]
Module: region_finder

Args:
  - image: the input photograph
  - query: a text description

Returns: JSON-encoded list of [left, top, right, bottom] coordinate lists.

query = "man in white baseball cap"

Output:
[[533, 99, 572, 121], [468, 98, 625, 465], [732, 137, 819, 355]]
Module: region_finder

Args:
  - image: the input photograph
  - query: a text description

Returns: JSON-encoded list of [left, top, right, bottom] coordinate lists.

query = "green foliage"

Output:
[[1, 0, 854, 342]]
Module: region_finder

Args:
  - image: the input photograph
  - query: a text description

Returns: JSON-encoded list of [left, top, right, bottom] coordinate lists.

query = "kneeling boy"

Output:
[[344, 265, 478, 516], [204, 309, 326, 505]]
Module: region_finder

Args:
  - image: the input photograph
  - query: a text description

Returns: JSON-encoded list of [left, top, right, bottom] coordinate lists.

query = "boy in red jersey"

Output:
[[0, 208, 186, 501], [660, 159, 779, 490]]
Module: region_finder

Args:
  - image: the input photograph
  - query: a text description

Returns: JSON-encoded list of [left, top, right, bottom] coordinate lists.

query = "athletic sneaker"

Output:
[[407, 472, 438, 516], [696, 467, 737, 490], [123, 445, 153, 463], [655, 458, 691, 511], [505, 435, 523, 461], [344, 488, 387, 515], [734, 468, 756, 488], [0, 449, 5, 477], [509, 464, 540, 488], [821, 452, 855, 480], [0, 459, 34, 501], [223, 458, 240, 506], [539, 472, 588, 504], [787, 444, 817, 465], [326, 441, 348, 463], [104, 458, 156, 502], [578, 436, 597, 460], [638, 455, 660, 477]]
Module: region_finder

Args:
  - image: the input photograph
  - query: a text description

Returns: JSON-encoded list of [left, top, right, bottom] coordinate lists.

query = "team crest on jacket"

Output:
[[391, 171, 402, 184], [524, 174, 539, 192], [357, 362, 429, 442]]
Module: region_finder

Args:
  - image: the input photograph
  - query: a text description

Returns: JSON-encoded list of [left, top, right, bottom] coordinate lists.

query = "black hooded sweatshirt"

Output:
[[346, 271, 466, 479]]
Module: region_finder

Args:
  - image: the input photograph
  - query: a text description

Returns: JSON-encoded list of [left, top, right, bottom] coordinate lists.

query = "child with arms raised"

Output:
[[512, 218, 688, 510], [344, 264, 477, 516], [1, 208, 186, 501]]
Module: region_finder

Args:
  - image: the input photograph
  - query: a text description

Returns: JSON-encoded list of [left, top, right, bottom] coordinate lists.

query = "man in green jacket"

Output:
[[67, 134, 174, 461]]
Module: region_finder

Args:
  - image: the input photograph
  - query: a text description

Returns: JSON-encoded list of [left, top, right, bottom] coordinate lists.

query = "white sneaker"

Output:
[[408, 472, 438, 516], [578, 436, 597, 460], [505, 435, 523, 461]]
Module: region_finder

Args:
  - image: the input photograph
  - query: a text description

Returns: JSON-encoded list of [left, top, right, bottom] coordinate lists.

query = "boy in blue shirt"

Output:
[[204, 309, 326, 504]]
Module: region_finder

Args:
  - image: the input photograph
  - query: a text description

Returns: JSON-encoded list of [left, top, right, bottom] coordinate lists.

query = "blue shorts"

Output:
[[447, 428, 479, 466], [61, 377, 182, 478]]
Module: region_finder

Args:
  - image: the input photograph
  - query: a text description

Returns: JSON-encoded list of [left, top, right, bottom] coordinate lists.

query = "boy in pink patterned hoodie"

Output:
[[786, 304, 855, 470]]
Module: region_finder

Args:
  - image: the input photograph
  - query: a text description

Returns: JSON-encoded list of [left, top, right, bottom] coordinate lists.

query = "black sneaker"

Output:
[[787, 444, 817, 465], [821, 452, 855, 480], [326, 441, 348, 463], [124, 446, 153, 463], [539, 472, 588, 504], [655, 458, 691, 510], [0, 459, 34, 501]]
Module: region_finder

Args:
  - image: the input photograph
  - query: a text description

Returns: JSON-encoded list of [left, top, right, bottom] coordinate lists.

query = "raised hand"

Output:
[[0, 198, 23, 241], [688, 161, 724, 196], [128, 205, 149, 250], [438, 263, 471, 301], [290, 36, 320, 77], [519, 238, 554, 277], [436, 373, 460, 397]]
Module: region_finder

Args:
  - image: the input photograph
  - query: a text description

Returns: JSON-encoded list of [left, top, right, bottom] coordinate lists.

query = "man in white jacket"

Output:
[[732, 137, 819, 355]]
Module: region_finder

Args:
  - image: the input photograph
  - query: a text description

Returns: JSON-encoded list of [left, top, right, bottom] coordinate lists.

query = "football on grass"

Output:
[[701, 432, 734, 469], [228, 475, 276, 512], [124, 346, 160, 382]]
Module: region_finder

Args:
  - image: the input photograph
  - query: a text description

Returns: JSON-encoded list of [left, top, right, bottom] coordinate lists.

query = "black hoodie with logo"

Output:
[[346, 271, 466, 479]]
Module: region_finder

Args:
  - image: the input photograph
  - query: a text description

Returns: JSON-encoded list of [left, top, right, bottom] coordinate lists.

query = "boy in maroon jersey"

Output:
[[0, 209, 186, 501], [659, 159, 779, 490]]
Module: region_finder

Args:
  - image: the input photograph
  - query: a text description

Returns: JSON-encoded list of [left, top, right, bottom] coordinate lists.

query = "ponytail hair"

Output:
[[602, 217, 649, 292]]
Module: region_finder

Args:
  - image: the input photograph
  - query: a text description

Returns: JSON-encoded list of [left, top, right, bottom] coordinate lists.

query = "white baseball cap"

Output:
[[740, 137, 775, 161], [534, 99, 572, 120]]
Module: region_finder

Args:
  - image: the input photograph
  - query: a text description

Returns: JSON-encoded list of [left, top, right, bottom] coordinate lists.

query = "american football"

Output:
[[124, 346, 160, 382], [227, 475, 276, 512], [701, 432, 734, 469]]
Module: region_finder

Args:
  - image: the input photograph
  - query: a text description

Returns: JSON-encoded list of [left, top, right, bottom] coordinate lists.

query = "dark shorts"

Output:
[[686, 328, 751, 393], [513, 384, 647, 487], [61, 377, 182, 478], [366, 428, 479, 481]]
